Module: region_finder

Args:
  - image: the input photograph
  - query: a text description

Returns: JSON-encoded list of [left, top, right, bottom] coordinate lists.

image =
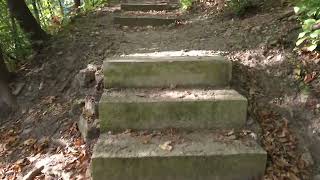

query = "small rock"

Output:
[[301, 150, 314, 166], [287, 15, 297, 21], [38, 81, 44, 90], [12, 82, 25, 95], [251, 25, 262, 32], [298, 92, 310, 104], [122, 26, 129, 30], [87, 64, 98, 72], [95, 69, 104, 91], [246, 118, 254, 126], [249, 132, 258, 140], [269, 39, 279, 46], [76, 67, 96, 88], [97, 49, 104, 55], [69, 99, 85, 117], [78, 115, 100, 142], [84, 96, 96, 117]]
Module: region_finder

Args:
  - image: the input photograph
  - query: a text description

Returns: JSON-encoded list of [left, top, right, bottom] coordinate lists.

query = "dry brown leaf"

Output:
[[23, 138, 36, 146], [304, 72, 317, 83], [287, 172, 300, 180], [159, 141, 173, 151]]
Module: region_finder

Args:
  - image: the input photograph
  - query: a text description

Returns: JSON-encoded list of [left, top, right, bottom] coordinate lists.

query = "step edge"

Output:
[[113, 15, 178, 19], [104, 56, 229, 63], [92, 133, 266, 159], [100, 89, 247, 103]]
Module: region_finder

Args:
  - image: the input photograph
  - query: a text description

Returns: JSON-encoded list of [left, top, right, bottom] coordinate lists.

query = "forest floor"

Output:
[[1, 0, 320, 179]]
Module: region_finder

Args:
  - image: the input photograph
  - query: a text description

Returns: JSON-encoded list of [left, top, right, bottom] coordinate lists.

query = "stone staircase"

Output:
[[91, 56, 267, 180], [114, 0, 180, 26]]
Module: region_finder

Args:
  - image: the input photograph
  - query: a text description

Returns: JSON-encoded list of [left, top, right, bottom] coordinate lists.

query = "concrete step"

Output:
[[121, 3, 179, 11], [113, 15, 178, 26], [104, 56, 232, 88], [91, 131, 267, 180], [99, 89, 247, 131]]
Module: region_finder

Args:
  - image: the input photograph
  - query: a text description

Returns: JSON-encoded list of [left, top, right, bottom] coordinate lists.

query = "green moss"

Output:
[[99, 98, 247, 132], [104, 59, 231, 88]]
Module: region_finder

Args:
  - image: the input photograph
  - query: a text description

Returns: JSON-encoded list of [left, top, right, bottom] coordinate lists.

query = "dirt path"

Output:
[[1, 1, 319, 179]]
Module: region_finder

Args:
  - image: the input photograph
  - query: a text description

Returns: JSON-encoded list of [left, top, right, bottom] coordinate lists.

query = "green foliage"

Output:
[[0, 0, 107, 70], [0, 0, 32, 69], [181, 0, 193, 10], [294, 0, 320, 51], [83, 0, 108, 11], [227, 0, 255, 16]]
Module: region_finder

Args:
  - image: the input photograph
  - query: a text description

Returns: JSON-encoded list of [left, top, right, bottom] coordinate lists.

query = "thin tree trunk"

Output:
[[6, 0, 48, 49], [0, 47, 10, 82], [74, 0, 81, 12], [0, 47, 16, 116], [58, 0, 65, 16], [10, 13, 21, 59]]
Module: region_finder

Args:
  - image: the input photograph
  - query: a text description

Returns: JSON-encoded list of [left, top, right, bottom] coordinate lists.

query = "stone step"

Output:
[[121, 3, 179, 11], [91, 131, 267, 180], [113, 15, 178, 26], [99, 89, 247, 132], [104, 56, 232, 88]]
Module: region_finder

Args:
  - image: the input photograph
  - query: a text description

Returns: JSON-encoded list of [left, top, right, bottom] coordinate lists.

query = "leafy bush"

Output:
[[294, 0, 320, 51], [0, 0, 108, 70], [227, 0, 255, 16], [0, 0, 32, 70], [181, 0, 193, 10]]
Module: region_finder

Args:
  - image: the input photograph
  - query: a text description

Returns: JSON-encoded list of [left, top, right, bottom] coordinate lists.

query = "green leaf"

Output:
[[307, 44, 318, 51], [310, 30, 320, 38], [298, 32, 307, 39], [296, 37, 307, 46], [307, 9, 318, 17], [294, 7, 300, 14], [303, 19, 316, 31]]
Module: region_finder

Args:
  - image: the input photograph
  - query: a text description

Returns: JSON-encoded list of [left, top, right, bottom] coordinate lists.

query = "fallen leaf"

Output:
[[23, 138, 36, 146], [226, 129, 234, 136], [304, 72, 317, 83], [159, 141, 173, 151]]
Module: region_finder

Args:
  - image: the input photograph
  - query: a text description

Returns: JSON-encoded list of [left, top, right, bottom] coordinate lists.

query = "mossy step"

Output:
[[91, 131, 267, 180], [121, 3, 179, 11], [104, 56, 232, 88], [99, 89, 247, 131], [113, 15, 177, 26]]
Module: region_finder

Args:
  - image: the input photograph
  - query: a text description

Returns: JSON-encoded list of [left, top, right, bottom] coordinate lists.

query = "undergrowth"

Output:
[[294, 0, 320, 52]]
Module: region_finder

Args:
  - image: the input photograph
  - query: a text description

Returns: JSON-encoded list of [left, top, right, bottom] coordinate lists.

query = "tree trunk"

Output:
[[0, 47, 16, 117], [74, 0, 81, 12], [0, 47, 11, 82], [7, 0, 47, 49]]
